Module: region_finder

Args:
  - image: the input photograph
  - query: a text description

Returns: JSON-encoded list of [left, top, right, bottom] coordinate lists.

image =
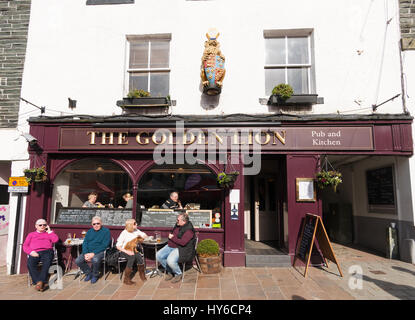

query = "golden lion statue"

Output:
[[201, 33, 226, 90]]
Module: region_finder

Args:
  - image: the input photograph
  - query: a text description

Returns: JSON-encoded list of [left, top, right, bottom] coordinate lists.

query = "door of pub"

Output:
[[252, 175, 282, 245]]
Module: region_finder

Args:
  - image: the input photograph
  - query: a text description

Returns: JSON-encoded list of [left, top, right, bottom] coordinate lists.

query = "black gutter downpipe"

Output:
[[10, 193, 22, 275]]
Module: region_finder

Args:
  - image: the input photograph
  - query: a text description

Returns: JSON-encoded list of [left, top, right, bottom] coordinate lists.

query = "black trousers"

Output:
[[119, 251, 143, 268]]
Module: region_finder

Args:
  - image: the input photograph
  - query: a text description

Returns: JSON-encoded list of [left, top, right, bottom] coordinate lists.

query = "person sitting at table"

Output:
[[156, 213, 195, 283], [161, 191, 183, 209], [75, 216, 111, 284], [118, 193, 133, 209], [116, 219, 148, 285], [23, 219, 59, 292], [82, 192, 104, 208]]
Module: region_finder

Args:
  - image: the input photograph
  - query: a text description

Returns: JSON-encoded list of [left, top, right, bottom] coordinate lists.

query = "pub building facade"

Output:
[[18, 113, 412, 272], [8, 0, 415, 274]]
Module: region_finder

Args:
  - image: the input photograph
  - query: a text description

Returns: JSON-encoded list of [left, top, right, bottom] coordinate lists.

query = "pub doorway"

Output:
[[244, 156, 290, 267]]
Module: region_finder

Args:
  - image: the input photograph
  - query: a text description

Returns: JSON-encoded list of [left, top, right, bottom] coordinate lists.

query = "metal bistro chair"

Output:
[[103, 238, 145, 282], [26, 243, 63, 290], [162, 235, 201, 283], [78, 239, 112, 283], [180, 235, 201, 283], [117, 241, 145, 282]]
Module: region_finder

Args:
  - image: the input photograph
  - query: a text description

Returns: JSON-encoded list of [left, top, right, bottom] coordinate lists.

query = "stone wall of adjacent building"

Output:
[[0, 1, 31, 128], [400, 0, 415, 50]]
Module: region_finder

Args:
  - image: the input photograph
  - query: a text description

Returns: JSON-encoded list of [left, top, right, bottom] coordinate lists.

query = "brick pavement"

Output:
[[1, 243, 415, 300]]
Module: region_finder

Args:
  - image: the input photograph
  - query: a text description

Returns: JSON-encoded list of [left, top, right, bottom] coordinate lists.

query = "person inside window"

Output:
[[161, 191, 183, 209], [118, 193, 133, 209], [82, 192, 104, 208], [116, 219, 148, 285], [156, 213, 195, 283], [75, 216, 111, 284], [23, 219, 59, 292]]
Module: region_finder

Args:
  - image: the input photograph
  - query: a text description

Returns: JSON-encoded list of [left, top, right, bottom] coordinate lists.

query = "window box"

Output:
[[116, 96, 171, 108], [267, 94, 318, 106]]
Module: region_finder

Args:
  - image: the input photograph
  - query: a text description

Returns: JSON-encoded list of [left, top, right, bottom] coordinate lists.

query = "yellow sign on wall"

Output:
[[9, 177, 28, 187], [8, 177, 29, 193]]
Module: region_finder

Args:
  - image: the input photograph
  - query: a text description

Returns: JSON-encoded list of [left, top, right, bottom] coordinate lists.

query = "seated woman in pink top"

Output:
[[23, 219, 59, 292]]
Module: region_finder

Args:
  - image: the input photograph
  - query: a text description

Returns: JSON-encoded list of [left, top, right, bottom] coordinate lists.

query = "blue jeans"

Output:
[[27, 249, 54, 285], [75, 251, 105, 277], [156, 245, 182, 276]]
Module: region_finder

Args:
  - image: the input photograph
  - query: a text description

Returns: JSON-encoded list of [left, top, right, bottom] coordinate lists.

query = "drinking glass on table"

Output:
[[66, 233, 72, 244], [155, 232, 161, 243]]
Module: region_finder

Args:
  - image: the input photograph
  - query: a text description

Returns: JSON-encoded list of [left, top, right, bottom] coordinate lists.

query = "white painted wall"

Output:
[[402, 50, 415, 226], [17, 0, 404, 124]]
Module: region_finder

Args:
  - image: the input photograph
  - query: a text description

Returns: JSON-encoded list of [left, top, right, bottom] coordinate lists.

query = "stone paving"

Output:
[[0, 243, 415, 300]]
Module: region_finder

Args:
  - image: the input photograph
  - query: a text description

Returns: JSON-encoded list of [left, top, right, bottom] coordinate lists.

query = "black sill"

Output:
[[268, 94, 318, 106], [86, 0, 134, 5]]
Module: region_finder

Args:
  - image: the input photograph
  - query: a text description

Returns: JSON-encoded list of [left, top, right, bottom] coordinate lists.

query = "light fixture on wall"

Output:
[[68, 97, 77, 110]]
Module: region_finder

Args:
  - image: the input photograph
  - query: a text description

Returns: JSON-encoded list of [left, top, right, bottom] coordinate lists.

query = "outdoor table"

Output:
[[142, 237, 168, 278], [63, 238, 84, 278]]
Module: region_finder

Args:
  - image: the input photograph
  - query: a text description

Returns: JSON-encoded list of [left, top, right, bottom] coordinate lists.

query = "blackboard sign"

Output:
[[294, 213, 343, 278], [140, 210, 178, 227], [297, 217, 317, 261], [55, 208, 132, 226], [139, 209, 212, 228], [366, 166, 396, 213]]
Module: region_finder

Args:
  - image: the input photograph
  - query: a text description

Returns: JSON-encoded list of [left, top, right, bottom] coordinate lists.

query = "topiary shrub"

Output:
[[271, 83, 294, 101], [196, 239, 220, 258]]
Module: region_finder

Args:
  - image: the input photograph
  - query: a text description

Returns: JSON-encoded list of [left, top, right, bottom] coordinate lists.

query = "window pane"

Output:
[[265, 68, 285, 95], [51, 159, 133, 225], [129, 73, 149, 91], [287, 37, 309, 64], [129, 41, 149, 69], [287, 68, 309, 94], [150, 72, 169, 96], [150, 41, 170, 68], [265, 38, 286, 65]]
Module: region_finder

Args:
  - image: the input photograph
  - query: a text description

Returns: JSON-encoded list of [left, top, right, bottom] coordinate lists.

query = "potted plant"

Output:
[[316, 170, 342, 192], [196, 239, 221, 274], [116, 89, 171, 108], [24, 166, 47, 184], [268, 83, 318, 105], [216, 171, 239, 189]]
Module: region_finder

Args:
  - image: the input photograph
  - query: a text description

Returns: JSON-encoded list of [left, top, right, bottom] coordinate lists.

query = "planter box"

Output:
[[268, 94, 318, 106], [198, 254, 222, 274], [116, 97, 170, 108]]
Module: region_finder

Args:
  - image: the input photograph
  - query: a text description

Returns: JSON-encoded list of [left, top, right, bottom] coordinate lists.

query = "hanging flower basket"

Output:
[[216, 171, 239, 189], [24, 166, 47, 184], [316, 170, 342, 192]]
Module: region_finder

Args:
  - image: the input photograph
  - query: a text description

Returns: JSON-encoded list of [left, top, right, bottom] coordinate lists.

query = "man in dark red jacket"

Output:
[[156, 213, 195, 283]]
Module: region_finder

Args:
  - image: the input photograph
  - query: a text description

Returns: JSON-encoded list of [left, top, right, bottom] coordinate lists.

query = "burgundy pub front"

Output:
[[19, 113, 413, 273]]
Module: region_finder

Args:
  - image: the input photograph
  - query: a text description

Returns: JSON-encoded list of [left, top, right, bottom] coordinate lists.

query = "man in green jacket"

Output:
[[75, 216, 111, 284]]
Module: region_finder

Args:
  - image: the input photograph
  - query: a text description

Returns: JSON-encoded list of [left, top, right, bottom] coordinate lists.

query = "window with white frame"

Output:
[[264, 30, 315, 96], [126, 35, 171, 97]]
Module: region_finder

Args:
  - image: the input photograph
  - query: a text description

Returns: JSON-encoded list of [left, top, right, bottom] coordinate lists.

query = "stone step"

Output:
[[246, 254, 292, 268]]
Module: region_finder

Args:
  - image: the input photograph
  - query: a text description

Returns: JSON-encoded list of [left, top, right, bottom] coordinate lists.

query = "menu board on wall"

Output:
[[366, 166, 396, 214], [55, 208, 132, 226], [139, 209, 212, 228]]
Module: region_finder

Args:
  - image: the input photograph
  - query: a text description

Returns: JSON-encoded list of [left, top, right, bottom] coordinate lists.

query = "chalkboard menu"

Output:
[[55, 208, 132, 226], [298, 217, 317, 261], [139, 209, 212, 228], [366, 166, 396, 213], [140, 210, 178, 227]]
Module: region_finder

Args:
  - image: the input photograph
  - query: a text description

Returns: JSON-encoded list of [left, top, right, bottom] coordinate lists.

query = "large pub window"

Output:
[[51, 159, 133, 225], [137, 164, 222, 212]]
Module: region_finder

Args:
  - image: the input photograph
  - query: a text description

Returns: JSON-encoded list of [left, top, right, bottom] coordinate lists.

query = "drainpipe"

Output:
[[10, 193, 22, 274]]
